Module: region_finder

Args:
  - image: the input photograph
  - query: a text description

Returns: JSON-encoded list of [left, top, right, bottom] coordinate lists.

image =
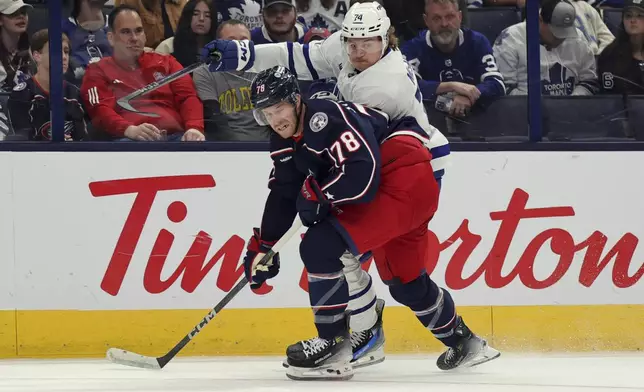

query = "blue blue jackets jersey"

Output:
[[401, 28, 505, 104], [260, 98, 428, 242], [62, 16, 112, 70], [250, 24, 307, 44], [216, 0, 263, 30]]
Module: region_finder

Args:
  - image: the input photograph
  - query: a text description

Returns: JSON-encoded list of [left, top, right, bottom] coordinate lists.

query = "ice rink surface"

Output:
[[0, 353, 643, 392]]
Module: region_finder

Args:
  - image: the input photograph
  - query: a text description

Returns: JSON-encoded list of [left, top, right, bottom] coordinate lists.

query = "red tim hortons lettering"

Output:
[[423, 188, 643, 290], [89, 175, 272, 297]]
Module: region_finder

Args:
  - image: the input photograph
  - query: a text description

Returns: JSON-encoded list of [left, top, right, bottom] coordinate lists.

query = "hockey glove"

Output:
[[200, 39, 255, 72], [243, 228, 280, 290], [296, 176, 332, 227]]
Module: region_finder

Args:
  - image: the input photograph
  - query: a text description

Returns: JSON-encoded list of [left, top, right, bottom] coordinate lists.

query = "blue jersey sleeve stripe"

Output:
[[302, 44, 320, 80], [287, 42, 298, 78], [430, 144, 451, 160]]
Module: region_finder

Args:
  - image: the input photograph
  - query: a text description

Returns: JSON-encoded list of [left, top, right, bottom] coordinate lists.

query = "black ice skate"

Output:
[[350, 298, 386, 368], [436, 316, 500, 371], [285, 331, 353, 381]]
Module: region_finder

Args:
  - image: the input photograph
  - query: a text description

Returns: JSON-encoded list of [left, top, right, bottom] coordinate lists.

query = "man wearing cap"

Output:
[[492, 0, 598, 96], [250, 0, 307, 44], [0, 0, 32, 92]]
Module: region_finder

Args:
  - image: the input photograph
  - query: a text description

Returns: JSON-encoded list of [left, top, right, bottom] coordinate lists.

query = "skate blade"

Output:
[[285, 362, 354, 381], [351, 346, 385, 369], [465, 345, 501, 368]]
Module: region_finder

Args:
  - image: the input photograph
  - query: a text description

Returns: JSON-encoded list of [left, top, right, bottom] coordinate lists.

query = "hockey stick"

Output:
[[106, 218, 303, 370], [116, 52, 222, 117]]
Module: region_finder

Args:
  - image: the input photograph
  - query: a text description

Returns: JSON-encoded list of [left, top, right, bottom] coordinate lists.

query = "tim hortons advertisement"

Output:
[[3, 151, 644, 311]]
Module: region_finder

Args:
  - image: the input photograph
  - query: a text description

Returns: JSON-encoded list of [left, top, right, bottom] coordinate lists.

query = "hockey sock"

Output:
[[390, 273, 459, 347], [308, 271, 350, 339], [342, 252, 377, 331]]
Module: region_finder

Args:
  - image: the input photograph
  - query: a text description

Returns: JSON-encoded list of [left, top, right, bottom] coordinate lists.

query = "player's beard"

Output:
[[432, 28, 458, 46]]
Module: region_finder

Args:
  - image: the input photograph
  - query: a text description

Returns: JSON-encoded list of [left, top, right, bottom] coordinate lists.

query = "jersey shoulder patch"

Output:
[[309, 111, 329, 132]]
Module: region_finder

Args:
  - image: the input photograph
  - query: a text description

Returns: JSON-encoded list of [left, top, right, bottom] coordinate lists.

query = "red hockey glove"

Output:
[[296, 175, 331, 227], [243, 228, 280, 290]]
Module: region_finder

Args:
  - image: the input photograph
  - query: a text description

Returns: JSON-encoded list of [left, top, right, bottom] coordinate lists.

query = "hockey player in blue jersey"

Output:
[[401, 0, 505, 117], [242, 65, 500, 381]]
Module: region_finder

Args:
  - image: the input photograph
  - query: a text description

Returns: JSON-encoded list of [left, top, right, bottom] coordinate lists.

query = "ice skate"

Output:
[[436, 316, 500, 371], [349, 298, 386, 368], [285, 331, 354, 381]]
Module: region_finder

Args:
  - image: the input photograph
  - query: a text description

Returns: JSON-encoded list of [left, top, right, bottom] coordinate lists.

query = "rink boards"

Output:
[[0, 151, 643, 358]]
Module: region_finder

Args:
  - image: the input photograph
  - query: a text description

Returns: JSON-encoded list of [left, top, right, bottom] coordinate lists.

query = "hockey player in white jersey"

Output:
[[201, 1, 498, 372]]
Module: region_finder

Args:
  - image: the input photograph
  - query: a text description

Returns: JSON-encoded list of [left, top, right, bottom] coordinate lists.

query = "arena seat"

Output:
[[542, 95, 628, 141], [602, 8, 623, 37], [625, 95, 644, 141], [450, 96, 529, 141], [468, 7, 521, 45]]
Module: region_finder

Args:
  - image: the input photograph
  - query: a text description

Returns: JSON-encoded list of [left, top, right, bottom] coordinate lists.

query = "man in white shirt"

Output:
[[492, 0, 599, 96]]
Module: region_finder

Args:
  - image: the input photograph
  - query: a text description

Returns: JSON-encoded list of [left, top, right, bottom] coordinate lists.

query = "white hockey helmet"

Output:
[[341, 1, 391, 56]]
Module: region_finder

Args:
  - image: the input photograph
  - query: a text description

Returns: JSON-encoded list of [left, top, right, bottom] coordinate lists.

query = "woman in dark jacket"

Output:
[[597, 0, 644, 95]]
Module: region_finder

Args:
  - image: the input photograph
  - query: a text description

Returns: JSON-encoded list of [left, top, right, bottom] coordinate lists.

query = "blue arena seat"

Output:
[[542, 95, 628, 140], [625, 95, 644, 141], [468, 7, 522, 45], [450, 96, 529, 141], [602, 8, 623, 36]]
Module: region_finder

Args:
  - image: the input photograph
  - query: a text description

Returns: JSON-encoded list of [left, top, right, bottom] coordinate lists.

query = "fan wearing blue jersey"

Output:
[[250, 0, 307, 44], [401, 0, 505, 118]]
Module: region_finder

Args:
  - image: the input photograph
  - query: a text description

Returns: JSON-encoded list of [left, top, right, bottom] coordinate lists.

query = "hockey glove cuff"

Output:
[[200, 39, 255, 72], [243, 228, 280, 290], [296, 176, 332, 227]]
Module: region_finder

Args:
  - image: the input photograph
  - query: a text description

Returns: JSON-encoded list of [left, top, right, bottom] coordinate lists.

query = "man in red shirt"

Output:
[[81, 5, 205, 141]]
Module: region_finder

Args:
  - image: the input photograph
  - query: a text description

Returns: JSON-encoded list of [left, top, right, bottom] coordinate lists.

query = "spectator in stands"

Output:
[[402, 0, 505, 118], [63, 0, 112, 83], [493, 0, 598, 96], [216, 0, 263, 30], [8, 30, 87, 141], [295, 0, 348, 32], [250, 0, 306, 45], [251, 0, 306, 43], [570, 0, 615, 54], [598, 0, 644, 94], [0, 0, 32, 92], [81, 5, 205, 141], [484, 0, 525, 6], [194, 19, 267, 140], [115, 0, 186, 48], [156, 0, 217, 67]]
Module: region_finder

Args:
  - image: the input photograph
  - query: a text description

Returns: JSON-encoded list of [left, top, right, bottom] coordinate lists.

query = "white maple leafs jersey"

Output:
[[250, 32, 451, 174], [492, 22, 599, 96], [297, 0, 350, 33]]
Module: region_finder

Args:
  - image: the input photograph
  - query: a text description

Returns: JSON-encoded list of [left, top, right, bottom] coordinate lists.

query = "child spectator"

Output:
[[295, 0, 349, 32], [0, 0, 32, 92], [81, 5, 205, 141], [156, 0, 218, 67], [63, 0, 112, 82], [216, 0, 263, 30], [598, 0, 644, 94], [115, 0, 187, 48], [8, 30, 87, 141], [493, 0, 598, 95], [193, 19, 268, 140], [251, 0, 306, 43], [402, 0, 505, 118]]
